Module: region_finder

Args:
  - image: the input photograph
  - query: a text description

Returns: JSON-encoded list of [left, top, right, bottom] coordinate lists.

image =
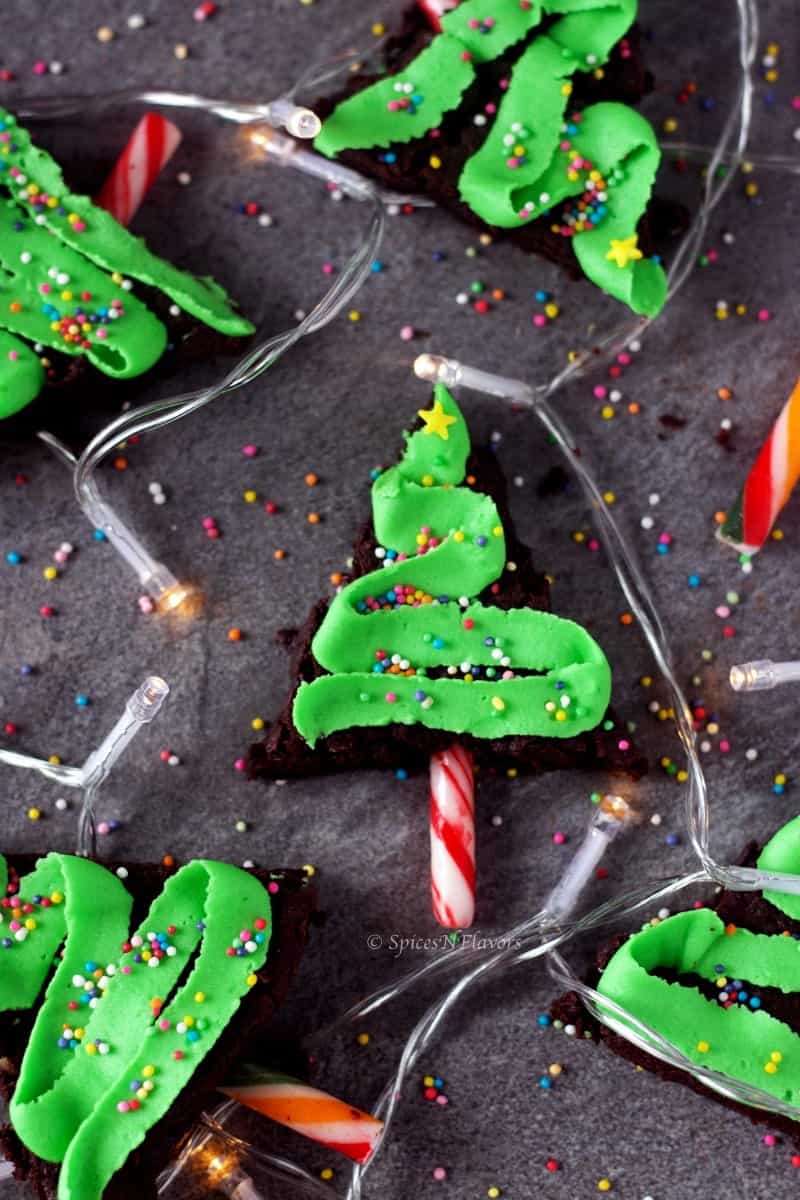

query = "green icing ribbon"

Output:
[[314, 0, 666, 316], [597, 814, 800, 1106], [0, 852, 272, 1200], [0, 106, 254, 419], [293, 385, 611, 746]]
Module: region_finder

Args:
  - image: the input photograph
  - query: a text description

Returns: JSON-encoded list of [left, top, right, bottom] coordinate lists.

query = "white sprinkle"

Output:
[[745, 747, 758, 762], [127, 13, 147, 28], [648, 493, 660, 506], [49, 61, 64, 75], [650, 813, 662, 826], [641, 515, 654, 530], [55, 797, 68, 811], [257, 213, 274, 227]]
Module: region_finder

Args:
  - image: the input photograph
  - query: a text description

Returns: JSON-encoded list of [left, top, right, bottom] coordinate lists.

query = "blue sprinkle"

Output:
[[666, 832, 679, 846], [5, 551, 22, 565], [537, 1014, 551, 1027], [687, 573, 701, 588], [93, 530, 107, 542], [538, 1076, 552, 1089], [395, 768, 408, 780], [75, 694, 91, 708], [432, 638, 444, 650], [370, 260, 383, 273], [749, 996, 761, 1008]]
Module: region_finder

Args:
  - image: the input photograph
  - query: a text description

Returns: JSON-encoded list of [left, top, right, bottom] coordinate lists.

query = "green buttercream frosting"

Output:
[[293, 385, 611, 746], [0, 853, 272, 1200], [0, 106, 254, 419], [597, 814, 800, 1107], [314, 0, 666, 316]]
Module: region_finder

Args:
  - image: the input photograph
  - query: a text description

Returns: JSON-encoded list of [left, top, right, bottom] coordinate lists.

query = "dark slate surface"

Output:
[[2, 0, 800, 1196]]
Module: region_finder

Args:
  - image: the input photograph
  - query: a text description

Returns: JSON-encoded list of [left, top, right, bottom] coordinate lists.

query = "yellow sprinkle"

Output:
[[43, 565, 58, 580], [771, 1051, 783, 1063], [246, 973, 258, 987], [601, 405, 615, 420], [764, 1061, 778, 1075], [371, 22, 385, 35], [560, 82, 572, 95], [662, 117, 678, 133], [506, 767, 518, 779], [421, 474, 434, 487], [555, 710, 568, 722], [27, 807, 41, 821], [765, 68, 778, 83], [194, 992, 206, 1004], [74, 1028, 84, 1039], [429, 155, 442, 169], [548, 1062, 563, 1076], [24, 918, 36, 931], [492, 525, 503, 536], [357, 1032, 370, 1046], [50, 891, 63, 904], [96, 25, 115, 42], [487, 1190, 501, 1199], [598, 1181, 612, 1193], [544, 302, 559, 318], [348, 310, 361, 322], [142, 1064, 156, 1077], [775, 774, 786, 786], [454, 530, 465, 542], [423, 1075, 435, 1087], [697, 1040, 710, 1053], [251, 717, 265, 731], [243, 489, 257, 503], [61, 290, 73, 302], [491, 696, 505, 712], [183, 1015, 195, 1027], [303, 863, 316, 877], [85, 1043, 97, 1055], [136, 1087, 148, 1101], [592, 67, 605, 80], [320, 1168, 334, 1181], [640, 675, 652, 687]]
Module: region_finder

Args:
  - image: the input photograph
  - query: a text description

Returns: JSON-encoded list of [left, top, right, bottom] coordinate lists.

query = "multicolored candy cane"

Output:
[[719, 376, 800, 555], [95, 112, 182, 226], [220, 1066, 384, 1164], [430, 743, 476, 928]]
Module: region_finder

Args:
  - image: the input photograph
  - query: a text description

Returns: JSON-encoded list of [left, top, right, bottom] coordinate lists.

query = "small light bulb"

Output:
[[156, 581, 204, 618]]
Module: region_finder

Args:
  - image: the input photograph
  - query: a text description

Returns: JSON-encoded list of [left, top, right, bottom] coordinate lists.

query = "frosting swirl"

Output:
[[293, 385, 611, 746]]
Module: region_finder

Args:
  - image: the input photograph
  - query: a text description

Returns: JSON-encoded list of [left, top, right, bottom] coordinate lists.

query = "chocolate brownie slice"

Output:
[[0, 856, 318, 1200], [551, 840, 800, 1142], [250, 433, 645, 780], [305, 4, 687, 282]]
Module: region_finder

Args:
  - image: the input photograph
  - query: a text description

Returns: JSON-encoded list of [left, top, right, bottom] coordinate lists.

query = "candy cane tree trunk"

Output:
[[430, 743, 476, 928]]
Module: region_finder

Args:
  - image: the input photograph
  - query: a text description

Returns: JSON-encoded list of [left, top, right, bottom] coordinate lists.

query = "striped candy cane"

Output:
[[430, 742, 476, 928], [417, 0, 457, 31], [95, 112, 182, 226], [720, 376, 800, 555], [220, 1067, 383, 1164]]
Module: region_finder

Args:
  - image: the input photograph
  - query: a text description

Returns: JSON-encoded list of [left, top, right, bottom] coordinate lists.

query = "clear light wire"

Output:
[[189, 4, 765, 1190], [2, 2, 773, 1191], [14, 80, 385, 608], [0, 675, 169, 859]]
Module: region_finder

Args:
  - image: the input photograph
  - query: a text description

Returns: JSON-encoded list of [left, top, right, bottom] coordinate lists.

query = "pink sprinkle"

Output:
[[433, 1167, 448, 1181], [507, 157, 519, 169], [593, 385, 607, 399], [587, 538, 600, 552], [54, 550, 68, 564], [201, 516, 216, 529], [719, 740, 731, 753], [121, 965, 132, 975], [385, 692, 397, 703], [764, 1134, 777, 1146], [435, 1093, 448, 1105], [792, 97, 800, 110], [552, 831, 567, 845], [95, 328, 108, 339], [32, 61, 48, 76], [97, 822, 111, 836], [242, 444, 259, 458], [399, 325, 415, 341], [322, 262, 335, 276], [8, 350, 18, 362], [117, 1101, 130, 1113], [158, 1019, 170, 1031], [206, 527, 220, 539], [715, 605, 731, 618], [138, 595, 155, 614], [707, 250, 718, 262], [617, 352, 632, 365], [72, 221, 86, 233], [532, 314, 547, 328], [618, 739, 630, 752], [485, 102, 497, 114], [234, 758, 247, 772], [268, 881, 280, 894], [387, 100, 401, 112], [758, 308, 771, 322], [658, 532, 672, 545], [39, 283, 51, 295]]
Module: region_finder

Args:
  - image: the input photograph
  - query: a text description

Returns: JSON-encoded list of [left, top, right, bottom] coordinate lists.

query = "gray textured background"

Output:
[[1, 0, 800, 1196]]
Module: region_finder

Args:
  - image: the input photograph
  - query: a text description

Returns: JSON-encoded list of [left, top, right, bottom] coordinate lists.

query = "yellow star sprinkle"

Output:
[[605, 235, 643, 269], [418, 399, 457, 441]]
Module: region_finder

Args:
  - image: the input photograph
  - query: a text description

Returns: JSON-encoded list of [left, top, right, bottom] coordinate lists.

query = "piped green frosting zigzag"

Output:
[[293, 385, 611, 746], [0, 853, 272, 1200], [314, 0, 666, 316], [597, 814, 800, 1108], [0, 107, 254, 418]]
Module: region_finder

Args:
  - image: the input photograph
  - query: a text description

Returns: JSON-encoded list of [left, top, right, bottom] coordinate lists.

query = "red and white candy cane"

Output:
[[430, 742, 476, 928], [95, 112, 182, 227], [417, 0, 458, 32]]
